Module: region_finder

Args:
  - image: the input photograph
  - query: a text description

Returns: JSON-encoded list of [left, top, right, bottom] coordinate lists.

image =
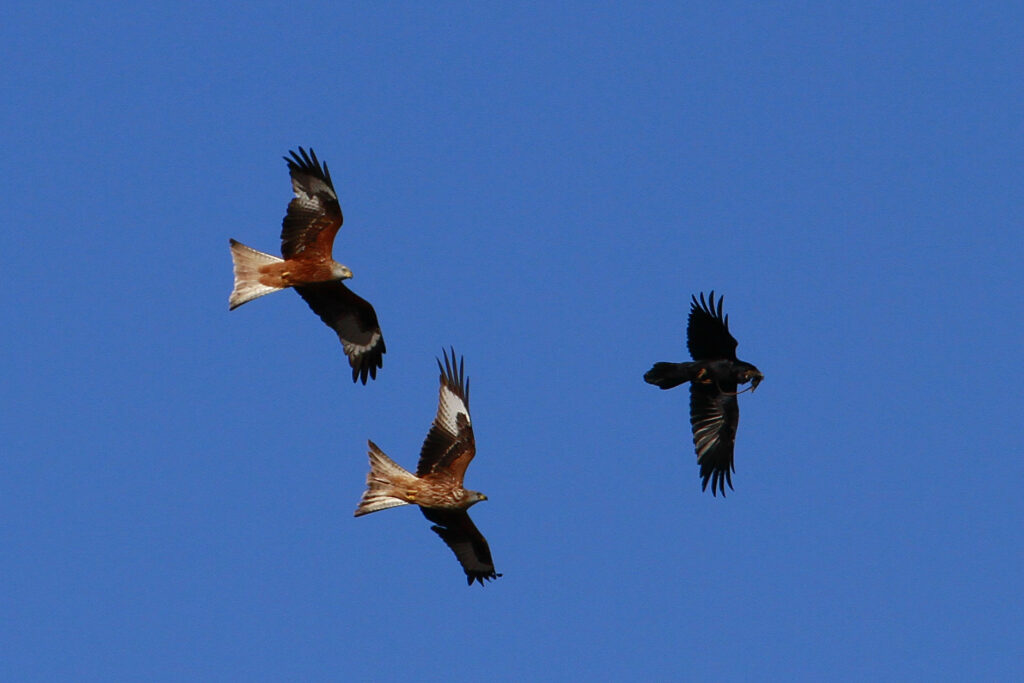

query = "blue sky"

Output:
[[2, 2, 1021, 680]]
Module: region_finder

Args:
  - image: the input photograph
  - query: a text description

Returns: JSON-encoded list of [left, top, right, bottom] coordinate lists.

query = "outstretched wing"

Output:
[[280, 147, 344, 260], [687, 291, 738, 361], [293, 282, 385, 383], [421, 508, 501, 586], [416, 349, 475, 481], [689, 380, 739, 496]]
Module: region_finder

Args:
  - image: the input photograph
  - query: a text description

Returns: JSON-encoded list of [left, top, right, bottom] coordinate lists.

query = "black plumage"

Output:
[[644, 292, 763, 496]]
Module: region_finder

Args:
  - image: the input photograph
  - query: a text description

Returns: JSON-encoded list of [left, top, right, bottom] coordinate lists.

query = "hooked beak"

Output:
[[750, 373, 764, 391]]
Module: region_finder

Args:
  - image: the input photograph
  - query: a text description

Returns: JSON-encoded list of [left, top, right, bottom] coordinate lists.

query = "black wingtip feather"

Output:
[[692, 291, 727, 328], [284, 146, 334, 188], [437, 347, 469, 405], [468, 571, 503, 587], [700, 464, 736, 497], [351, 357, 381, 384], [347, 337, 384, 384], [704, 464, 737, 497], [429, 523, 501, 587]]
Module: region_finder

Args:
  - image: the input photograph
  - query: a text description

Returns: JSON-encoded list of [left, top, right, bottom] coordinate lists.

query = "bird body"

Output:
[[644, 292, 763, 496], [355, 441, 486, 515], [229, 242, 350, 299], [355, 350, 500, 585], [645, 358, 761, 392], [228, 239, 354, 307], [228, 147, 385, 383]]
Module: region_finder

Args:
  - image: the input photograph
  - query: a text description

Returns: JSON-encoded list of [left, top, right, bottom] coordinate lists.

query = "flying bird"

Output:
[[228, 147, 385, 383], [355, 349, 500, 586], [644, 292, 763, 496]]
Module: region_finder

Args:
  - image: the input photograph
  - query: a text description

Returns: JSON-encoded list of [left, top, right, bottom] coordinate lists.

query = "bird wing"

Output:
[[421, 508, 500, 586], [280, 147, 344, 260], [293, 282, 385, 383], [687, 291, 738, 361], [689, 380, 739, 496], [416, 349, 475, 481]]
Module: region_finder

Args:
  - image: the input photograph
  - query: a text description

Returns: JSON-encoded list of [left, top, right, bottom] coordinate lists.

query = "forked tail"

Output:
[[353, 441, 419, 517], [228, 239, 285, 310]]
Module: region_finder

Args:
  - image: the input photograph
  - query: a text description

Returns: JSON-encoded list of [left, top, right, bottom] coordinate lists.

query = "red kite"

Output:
[[644, 292, 763, 496], [355, 350, 500, 585], [229, 147, 385, 383]]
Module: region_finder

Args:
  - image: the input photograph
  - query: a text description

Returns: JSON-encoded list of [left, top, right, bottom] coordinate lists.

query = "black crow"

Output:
[[645, 292, 763, 496]]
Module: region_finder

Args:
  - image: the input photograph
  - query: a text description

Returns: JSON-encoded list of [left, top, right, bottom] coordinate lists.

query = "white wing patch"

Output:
[[290, 191, 325, 214], [342, 330, 383, 358], [292, 177, 336, 202], [437, 383, 470, 436]]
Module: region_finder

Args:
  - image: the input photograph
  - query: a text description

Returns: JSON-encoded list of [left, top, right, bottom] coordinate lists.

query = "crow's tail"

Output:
[[643, 362, 699, 390]]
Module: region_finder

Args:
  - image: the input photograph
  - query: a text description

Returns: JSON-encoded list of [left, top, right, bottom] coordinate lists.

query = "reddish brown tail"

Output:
[[228, 239, 285, 310]]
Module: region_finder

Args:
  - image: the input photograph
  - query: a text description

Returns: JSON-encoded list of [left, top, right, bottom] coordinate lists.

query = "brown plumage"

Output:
[[228, 147, 385, 383], [354, 349, 500, 585]]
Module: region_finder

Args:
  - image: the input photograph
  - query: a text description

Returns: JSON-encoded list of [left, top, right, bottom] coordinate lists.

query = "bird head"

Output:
[[464, 490, 488, 508], [330, 262, 353, 280], [735, 362, 763, 391]]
